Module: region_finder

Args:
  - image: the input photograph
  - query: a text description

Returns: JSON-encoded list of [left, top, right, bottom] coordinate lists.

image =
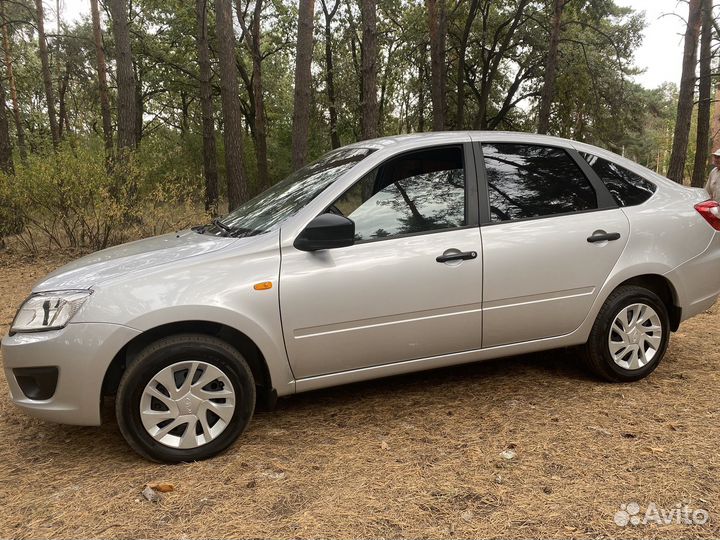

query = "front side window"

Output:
[[580, 152, 656, 207], [330, 146, 466, 242], [482, 143, 597, 223], [206, 147, 374, 237]]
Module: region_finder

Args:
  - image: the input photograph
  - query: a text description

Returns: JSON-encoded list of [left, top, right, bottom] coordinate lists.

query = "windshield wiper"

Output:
[[213, 217, 234, 236]]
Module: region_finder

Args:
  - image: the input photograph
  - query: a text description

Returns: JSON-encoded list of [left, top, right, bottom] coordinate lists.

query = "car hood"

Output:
[[33, 230, 237, 292]]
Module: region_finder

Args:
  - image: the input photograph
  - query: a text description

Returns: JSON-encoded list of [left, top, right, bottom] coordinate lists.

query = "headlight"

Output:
[[10, 290, 92, 333]]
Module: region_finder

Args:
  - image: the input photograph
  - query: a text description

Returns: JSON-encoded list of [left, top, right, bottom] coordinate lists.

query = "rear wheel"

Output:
[[116, 334, 255, 462], [582, 286, 670, 382]]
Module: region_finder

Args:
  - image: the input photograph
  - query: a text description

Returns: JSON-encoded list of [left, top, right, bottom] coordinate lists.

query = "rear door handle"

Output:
[[587, 232, 621, 243], [436, 251, 478, 263]]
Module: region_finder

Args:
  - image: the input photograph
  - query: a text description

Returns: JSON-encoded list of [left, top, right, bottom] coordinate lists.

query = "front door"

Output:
[[279, 144, 485, 379]]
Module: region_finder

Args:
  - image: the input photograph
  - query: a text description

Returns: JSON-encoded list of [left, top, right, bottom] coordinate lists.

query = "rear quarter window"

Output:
[[580, 152, 656, 207]]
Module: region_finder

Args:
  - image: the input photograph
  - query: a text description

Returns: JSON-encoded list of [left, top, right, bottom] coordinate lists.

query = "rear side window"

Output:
[[482, 143, 597, 223], [580, 152, 656, 207]]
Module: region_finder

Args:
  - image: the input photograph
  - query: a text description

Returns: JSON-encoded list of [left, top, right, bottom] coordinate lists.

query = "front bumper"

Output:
[[1, 323, 140, 425]]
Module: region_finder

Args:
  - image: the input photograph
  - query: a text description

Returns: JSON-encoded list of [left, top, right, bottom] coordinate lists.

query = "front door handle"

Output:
[[587, 231, 621, 243], [436, 250, 478, 263]]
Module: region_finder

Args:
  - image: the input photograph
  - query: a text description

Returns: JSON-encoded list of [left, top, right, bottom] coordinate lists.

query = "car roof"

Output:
[[343, 130, 578, 150]]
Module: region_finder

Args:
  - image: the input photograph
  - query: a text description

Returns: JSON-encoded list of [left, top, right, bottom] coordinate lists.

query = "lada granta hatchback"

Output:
[[4, 132, 720, 462]]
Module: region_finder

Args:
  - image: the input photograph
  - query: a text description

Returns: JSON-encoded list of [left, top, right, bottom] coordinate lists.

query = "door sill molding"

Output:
[[294, 330, 585, 394]]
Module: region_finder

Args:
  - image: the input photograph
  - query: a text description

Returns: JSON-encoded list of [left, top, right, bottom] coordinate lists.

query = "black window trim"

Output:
[[315, 142, 480, 246], [472, 141, 618, 227]]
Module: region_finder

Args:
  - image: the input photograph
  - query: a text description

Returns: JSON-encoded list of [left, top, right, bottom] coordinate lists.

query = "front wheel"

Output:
[[116, 334, 256, 462], [582, 285, 670, 382]]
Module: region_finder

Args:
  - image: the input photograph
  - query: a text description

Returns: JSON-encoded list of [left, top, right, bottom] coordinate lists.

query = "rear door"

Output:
[[477, 142, 630, 347]]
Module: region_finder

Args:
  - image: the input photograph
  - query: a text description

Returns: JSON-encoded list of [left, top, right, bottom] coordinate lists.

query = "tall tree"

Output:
[[291, 0, 315, 169], [0, 73, 13, 174], [195, 0, 219, 211], [426, 0, 447, 131], [359, 0, 378, 140], [691, 0, 713, 188], [237, 0, 270, 192], [0, 0, 26, 162], [108, 0, 138, 154], [90, 0, 113, 158], [34, 0, 60, 148], [667, 0, 702, 183], [537, 0, 566, 134], [57, 61, 71, 138], [321, 0, 340, 148], [215, 0, 249, 208]]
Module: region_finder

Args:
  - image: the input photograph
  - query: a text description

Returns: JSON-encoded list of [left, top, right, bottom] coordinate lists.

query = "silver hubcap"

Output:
[[608, 303, 663, 370], [140, 361, 236, 449]]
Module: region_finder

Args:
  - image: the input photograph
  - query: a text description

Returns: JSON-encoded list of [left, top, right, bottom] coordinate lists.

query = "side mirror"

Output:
[[294, 214, 355, 252]]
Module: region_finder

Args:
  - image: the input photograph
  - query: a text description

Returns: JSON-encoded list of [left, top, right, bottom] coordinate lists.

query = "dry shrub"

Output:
[[0, 143, 210, 253]]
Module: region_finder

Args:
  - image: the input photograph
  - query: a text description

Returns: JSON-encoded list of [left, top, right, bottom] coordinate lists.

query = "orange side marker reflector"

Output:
[[253, 281, 273, 291]]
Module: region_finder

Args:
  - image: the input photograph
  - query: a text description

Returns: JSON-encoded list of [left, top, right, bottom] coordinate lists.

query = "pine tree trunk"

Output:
[[1, 1, 26, 163], [321, 0, 340, 148], [668, 0, 702, 184], [0, 73, 13, 174], [215, 0, 249, 208], [195, 0, 219, 212], [57, 64, 70, 138], [359, 0, 378, 140], [108, 0, 137, 155], [291, 0, 315, 169], [238, 0, 270, 192], [691, 0, 712, 188], [34, 0, 59, 148], [537, 0, 563, 134], [90, 0, 113, 158], [426, 0, 447, 131]]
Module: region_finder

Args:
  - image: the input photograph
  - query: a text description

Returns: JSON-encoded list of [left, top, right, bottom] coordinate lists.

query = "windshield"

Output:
[[202, 147, 374, 238]]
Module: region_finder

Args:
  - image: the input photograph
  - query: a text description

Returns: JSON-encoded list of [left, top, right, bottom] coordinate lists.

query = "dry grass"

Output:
[[0, 250, 719, 539]]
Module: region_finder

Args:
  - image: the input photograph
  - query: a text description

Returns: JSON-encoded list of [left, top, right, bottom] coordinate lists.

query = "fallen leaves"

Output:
[[148, 482, 174, 493], [141, 482, 174, 503]]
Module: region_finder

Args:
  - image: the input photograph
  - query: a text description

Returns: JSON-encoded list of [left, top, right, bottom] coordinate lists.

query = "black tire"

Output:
[[116, 334, 255, 463], [581, 285, 670, 382]]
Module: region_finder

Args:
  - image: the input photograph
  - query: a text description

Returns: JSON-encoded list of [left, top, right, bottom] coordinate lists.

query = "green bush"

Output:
[[0, 141, 210, 253]]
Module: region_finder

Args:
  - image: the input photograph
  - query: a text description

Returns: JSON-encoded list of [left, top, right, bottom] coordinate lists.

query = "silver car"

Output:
[[3, 132, 720, 462]]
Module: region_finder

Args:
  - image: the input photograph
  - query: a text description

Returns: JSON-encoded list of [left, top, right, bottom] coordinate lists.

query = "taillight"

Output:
[[695, 200, 720, 231]]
